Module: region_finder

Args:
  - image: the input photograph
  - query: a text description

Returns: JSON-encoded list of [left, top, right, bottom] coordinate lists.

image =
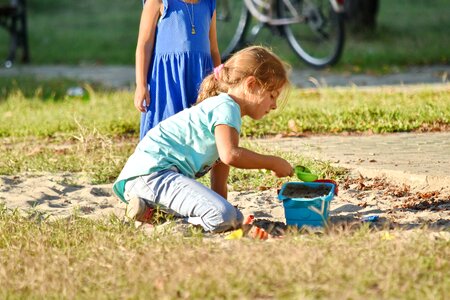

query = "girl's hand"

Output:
[[134, 85, 150, 112], [270, 157, 294, 178]]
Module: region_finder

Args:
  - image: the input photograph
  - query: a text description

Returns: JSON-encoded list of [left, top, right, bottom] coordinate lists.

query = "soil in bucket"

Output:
[[282, 184, 332, 199]]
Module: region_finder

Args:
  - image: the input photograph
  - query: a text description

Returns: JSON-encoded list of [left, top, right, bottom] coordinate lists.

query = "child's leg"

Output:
[[124, 169, 243, 232]]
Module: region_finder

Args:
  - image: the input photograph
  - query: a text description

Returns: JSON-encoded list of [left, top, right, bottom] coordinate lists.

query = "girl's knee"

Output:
[[205, 206, 243, 233]]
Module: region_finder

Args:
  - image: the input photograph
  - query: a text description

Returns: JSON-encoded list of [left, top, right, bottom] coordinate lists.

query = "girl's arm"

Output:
[[210, 161, 230, 199], [209, 10, 221, 66], [134, 0, 162, 112], [215, 125, 293, 177]]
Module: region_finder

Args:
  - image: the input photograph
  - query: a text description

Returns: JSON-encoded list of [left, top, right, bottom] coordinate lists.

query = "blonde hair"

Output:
[[196, 46, 290, 103]]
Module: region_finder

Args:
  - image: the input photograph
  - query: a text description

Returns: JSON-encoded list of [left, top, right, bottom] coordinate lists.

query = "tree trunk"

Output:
[[345, 0, 379, 32]]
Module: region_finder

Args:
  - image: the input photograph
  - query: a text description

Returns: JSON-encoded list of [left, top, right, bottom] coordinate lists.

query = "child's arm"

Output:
[[215, 125, 293, 177], [209, 10, 221, 66], [134, 0, 162, 112], [210, 161, 230, 199]]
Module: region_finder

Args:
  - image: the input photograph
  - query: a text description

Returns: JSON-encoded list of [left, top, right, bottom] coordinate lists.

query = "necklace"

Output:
[[183, 0, 196, 35]]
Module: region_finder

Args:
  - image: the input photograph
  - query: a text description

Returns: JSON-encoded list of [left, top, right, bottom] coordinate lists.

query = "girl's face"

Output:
[[248, 85, 283, 120]]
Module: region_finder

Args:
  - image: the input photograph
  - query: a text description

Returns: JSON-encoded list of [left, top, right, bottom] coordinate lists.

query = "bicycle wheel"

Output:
[[216, 0, 251, 61], [277, 0, 345, 68]]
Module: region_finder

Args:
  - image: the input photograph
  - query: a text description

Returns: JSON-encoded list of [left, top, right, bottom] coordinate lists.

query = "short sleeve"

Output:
[[208, 100, 242, 135]]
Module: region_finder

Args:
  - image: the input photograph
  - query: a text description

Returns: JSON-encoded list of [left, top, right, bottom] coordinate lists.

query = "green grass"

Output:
[[0, 83, 448, 183], [0, 76, 106, 101], [0, 134, 346, 186], [339, 0, 450, 70], [244, 86, 450, 136], [0, 79, 351, 185], [0, 90, 137, 138], [1, 206, 449, 299], [0, 0, 448, 69], [0, 74, 448, 299], [1, 82, 448, 138], [1, 0, 141, 65]]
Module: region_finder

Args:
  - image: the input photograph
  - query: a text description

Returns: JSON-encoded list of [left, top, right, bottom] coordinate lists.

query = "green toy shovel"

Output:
[[294, 165, 319, 182]]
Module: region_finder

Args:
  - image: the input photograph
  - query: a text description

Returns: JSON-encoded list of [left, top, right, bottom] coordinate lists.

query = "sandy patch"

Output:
[[1, 173, 449, 229]]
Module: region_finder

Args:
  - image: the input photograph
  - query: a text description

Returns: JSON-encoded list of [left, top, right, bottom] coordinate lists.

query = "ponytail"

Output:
[[196, 73, 221, 103], [196, 46, 290, 104]]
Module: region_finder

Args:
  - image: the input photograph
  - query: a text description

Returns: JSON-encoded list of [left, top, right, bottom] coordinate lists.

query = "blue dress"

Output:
[[140, 0, 216, 140]]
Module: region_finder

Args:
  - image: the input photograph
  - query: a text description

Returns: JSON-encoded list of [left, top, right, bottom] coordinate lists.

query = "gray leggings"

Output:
[[124, 169, 243, 232]]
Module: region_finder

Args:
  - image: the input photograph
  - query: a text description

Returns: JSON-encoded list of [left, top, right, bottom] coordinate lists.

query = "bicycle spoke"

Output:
[[250, 22, 264, 39], [216, 0, 250, 60], [277, 0, 344, 67]]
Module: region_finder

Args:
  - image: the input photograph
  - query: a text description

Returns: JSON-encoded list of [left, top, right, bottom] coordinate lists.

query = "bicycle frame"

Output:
[[217, 0, 346, 67], [244, 0, 345, 26]]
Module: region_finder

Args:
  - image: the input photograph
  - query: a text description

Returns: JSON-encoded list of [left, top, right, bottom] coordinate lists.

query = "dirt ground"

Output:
[[1, 172, 448, 230]]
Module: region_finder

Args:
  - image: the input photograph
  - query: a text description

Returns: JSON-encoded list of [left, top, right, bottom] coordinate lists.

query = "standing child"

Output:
[[114, 46, 293, 233], [135, 0, 221, 139]]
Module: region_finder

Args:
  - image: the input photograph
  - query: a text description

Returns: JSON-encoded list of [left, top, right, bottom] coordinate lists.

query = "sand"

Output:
[[1, 172, 449, 230]]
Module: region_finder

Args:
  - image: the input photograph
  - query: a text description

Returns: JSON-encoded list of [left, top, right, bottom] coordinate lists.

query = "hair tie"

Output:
[[213, 64, 224, 80]]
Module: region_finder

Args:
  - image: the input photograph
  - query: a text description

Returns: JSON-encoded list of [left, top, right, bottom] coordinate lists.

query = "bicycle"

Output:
[[216, 0, 346, 68]]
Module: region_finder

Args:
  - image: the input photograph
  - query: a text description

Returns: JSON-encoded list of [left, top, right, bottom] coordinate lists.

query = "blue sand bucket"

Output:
[[278, 182, 335, 228]]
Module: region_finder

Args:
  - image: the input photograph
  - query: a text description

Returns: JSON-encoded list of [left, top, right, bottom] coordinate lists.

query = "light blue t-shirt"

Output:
[[113, 93, 242, 202]]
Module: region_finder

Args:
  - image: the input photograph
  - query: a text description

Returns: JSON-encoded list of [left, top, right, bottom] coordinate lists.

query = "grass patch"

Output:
[[0, 135, 346, 186], [0, 74, 448, 298], [0, 83, 450, 184], [1, 84, 448, 138], [1, 0, 141, 65], [0, 135, 131, 184], [340, 0, 450, 70], [0, 84, 448, 183], [0, 87, 138, 138], [0, 76, 107, 101], [244, 86, 450, 136], [1, 206, 448, 299]]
